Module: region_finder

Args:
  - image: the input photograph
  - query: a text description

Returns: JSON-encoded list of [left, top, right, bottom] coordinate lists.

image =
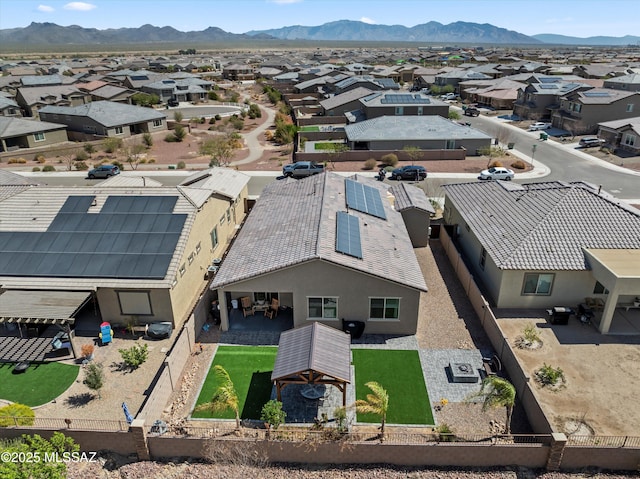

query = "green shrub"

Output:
[[173, 111, 183, 123], [380, 153, 399, 167], [42, 165, 56, 172], [523, 323, 541, 344], [488, 159, 503, 168], [36, 155, 46, 164], [177, 161, 186, 169], [103, 137, 122, 154], [261, 400, 286, 432], [165, 133, 179, 142], [215, 114, 221, 121], [363, 158, 377, 170], [74, 161, 89, 171], [75, 150, 88, 161], [535, 363, 565, 387], [448, 110, 461, 120], [142, 133, 153, 148], [209, 117, 216, 124], [32, 167, 41, 172], [0, 403, 35, 427], [436, 423, 455, 442], [112, 161, 124, 170], [83, 144, 96, 155], [83, 363, 104, 398], [119, 343, 149, 369]]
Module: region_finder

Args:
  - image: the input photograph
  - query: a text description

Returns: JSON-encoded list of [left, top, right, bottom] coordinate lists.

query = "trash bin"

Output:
[[342, 319, 365, 339], [507, 142, 515, 149], [540, 132, 548, 140]]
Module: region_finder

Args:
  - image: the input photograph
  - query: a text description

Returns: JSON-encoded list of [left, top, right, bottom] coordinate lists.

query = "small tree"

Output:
[[103, 137, 123, 154], [448, 110, 461, 120], [125, 143, 147, 170], [142, 132, 153, 148], [173, 111, 183, 123], [200, 133, 239, 167], [260, 400, 286, 438], [194, 365, 241, 431], [469, 376, 516, 434], [119, 343, 149, 370], [353, 381, 389, 441], [402, 145, 424, 164], [83, 363, 104, 399], [171, 124, 187, 142], [83, 143, 96, 156]]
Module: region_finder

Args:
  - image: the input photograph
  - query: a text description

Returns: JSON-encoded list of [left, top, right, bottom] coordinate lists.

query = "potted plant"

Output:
[[81, 343, 95, 361]]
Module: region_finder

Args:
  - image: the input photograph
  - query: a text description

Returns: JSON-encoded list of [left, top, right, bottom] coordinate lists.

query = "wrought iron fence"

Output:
[[1, 417, 130, 432], [566, 435, 640, 448]]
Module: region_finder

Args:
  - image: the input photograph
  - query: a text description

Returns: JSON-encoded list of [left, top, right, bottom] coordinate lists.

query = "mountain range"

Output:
[[0, 21, 637, 46]]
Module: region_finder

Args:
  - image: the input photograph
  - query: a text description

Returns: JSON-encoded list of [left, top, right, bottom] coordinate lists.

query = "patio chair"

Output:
[[264, 298, 279, 319], [240, 297, 255, 317]]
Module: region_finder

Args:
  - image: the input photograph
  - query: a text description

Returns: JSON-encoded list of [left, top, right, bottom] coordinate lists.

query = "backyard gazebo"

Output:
[[271, 322, 351, 406]]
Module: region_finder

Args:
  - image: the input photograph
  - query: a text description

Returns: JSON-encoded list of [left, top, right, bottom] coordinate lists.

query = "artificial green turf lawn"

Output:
[[351, 349, 434, 425], [192, 346, 277, 420], [299, 126, 320, 132], [0, 362, 79, 407]]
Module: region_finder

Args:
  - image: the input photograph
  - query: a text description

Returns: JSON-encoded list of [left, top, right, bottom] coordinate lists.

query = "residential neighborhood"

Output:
[[0, 25, 639, 477]]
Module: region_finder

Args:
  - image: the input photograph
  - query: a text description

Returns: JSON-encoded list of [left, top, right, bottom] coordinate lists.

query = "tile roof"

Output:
[[391, 182, 435, 214], [319, 87, 374, 111], [344, 116, 492, 142], [0, 116, 67, 137], [39, 101, 165, 128], [178, 168, 250, 207], [212, 172, 426, 292], [443, 181, 640, 271]]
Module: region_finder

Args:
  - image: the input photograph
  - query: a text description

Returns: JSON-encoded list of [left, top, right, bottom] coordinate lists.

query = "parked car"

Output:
[[478, 166, 515, 181], [282, 161, 324, 178], [167, 98, 179, 107], [464, 107, 480, 117], [579, 137, 605, 148], [441, 93, 457, 100], [391, 165, 427, 181], [88, 164, 120, 179], [528, 122, 552, 131]]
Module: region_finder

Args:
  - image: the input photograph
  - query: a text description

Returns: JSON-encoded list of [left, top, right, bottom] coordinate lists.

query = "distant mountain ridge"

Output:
[[246, 20, 540, 44], [532, 33, 640, 46], [0, 21, 636, 46]]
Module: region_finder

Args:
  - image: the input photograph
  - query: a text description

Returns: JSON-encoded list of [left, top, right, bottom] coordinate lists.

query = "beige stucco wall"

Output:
[[401, 209, 431, 247], [96, 287, 174, 326], [220, 259, 421, 335], [25, 128, 68, 148]]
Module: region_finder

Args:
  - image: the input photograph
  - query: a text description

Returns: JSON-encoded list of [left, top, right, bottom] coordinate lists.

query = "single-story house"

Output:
[[0, 96, 22, 117], [0, 116, 68, 152], [443, 180, 640, 334], [343, 115, 492, 154], [211, 172, 428, 335], [0, 167, 250, 331], [38, 100, 167, 139]]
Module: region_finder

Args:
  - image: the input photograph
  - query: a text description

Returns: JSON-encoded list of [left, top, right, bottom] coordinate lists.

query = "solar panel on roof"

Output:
[[539, 84, 558, 89], [583, 91, 611, 97], [335, 211, 362, 259], [345, 179, 387, 219], [0, 195, 186, 280]]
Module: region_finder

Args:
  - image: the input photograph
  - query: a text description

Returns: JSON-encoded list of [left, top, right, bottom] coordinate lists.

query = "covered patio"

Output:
[[272, 322, 351, 407], [0, 290, 94, 361], [584, 248, 640, 335]]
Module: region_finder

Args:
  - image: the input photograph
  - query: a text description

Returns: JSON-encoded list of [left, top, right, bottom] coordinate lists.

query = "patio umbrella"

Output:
[[122, 402, 134, 424]]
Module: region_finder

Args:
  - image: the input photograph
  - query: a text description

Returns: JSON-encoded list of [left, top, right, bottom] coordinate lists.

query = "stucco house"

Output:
[[0, 116, 68, 152], [211, 172, 428, 335], [0, 168, 250, 331], [357, 91, 449, 120], [597, 116, 640, 155], [15, 85, 90, 119], [38, 101, 167, 140], [343, 115, 491, 154], [443, 181, 640, 334]]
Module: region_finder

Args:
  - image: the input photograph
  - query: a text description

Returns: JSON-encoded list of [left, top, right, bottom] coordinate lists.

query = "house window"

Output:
[[626, 103, 634, 113], [33, 132, 45, 142], [572, 103, 581, 113], [114, 126, 123, 135], [445, 139, 456, 149], [593, 281, 609, 295], [117, 291, 152, 316], [84, 125, 96, 134], [369, 298, 400, 320], [219, 215, 225, 225], [308, 297, 338, 319], [395, 106, 404, 115], [522, 273, 554, 295], [188, 252, 195, 264], [479, 247, 487, 270], [210, 227, 218, 248], [179, 264, 186, 277], [153, 119, 162, 128], [417, 106, 423, 115], [623, 134, 636, 146], [226, 208, 231, 223], [195, 242, 201, 254]]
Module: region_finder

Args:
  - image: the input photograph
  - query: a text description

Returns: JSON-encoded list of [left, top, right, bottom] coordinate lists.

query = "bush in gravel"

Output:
[[511, 159, 527, 169], [0, 403, 35, 427], [488, 159, 503, 168], [83, 363, 104, 398], [363, 158, 377, 170], [119, 343, 149, 370], [261, 400, 286, 438], [42, 165, 56, 172], [380, 153, 398, 167], [535, 363, 565, 388]]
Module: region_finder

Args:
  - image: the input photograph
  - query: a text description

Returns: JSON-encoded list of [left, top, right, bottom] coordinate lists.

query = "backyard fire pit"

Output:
[[449, 362, 479, 383]]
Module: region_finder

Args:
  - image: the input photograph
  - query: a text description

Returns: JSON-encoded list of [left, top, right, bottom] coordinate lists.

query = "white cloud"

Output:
[[37, 5, 55, 12], [267, 0, 303, 4], [63, 2, 97, 11], [360, 17, 376, 24]]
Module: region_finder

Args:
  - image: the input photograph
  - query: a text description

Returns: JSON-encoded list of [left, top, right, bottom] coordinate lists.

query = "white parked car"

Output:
[[478, 166, 515, 181], [528, 122, 552, 131], [441, 92, 457, 100]]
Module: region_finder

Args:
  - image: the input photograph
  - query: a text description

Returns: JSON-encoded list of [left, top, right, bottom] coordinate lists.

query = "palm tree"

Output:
[[354, 381, 389, 440], [194, 365, 241, 431], [473, 376, 516, 434]]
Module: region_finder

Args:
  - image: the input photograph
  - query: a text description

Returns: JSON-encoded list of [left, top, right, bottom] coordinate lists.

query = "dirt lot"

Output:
[[496, 311, 640, 437]]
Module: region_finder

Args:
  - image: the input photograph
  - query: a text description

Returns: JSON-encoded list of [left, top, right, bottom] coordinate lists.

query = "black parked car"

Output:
[[391, 165, 427, 181]]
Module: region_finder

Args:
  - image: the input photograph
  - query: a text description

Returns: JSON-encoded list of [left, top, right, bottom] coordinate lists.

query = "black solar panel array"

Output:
[[0, 195, 186, 280], [345, 179, 387, 220], [380, 94, 431, 104], [335, 211, 362, 259]]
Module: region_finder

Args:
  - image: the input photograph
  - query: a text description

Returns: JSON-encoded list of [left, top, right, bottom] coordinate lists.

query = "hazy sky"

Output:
[[0, 0, 637, 38]]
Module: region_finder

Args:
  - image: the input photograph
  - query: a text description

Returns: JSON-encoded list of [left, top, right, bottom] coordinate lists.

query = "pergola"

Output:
[[0, 290, 93, 360], [271, 322, 351, 406]]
